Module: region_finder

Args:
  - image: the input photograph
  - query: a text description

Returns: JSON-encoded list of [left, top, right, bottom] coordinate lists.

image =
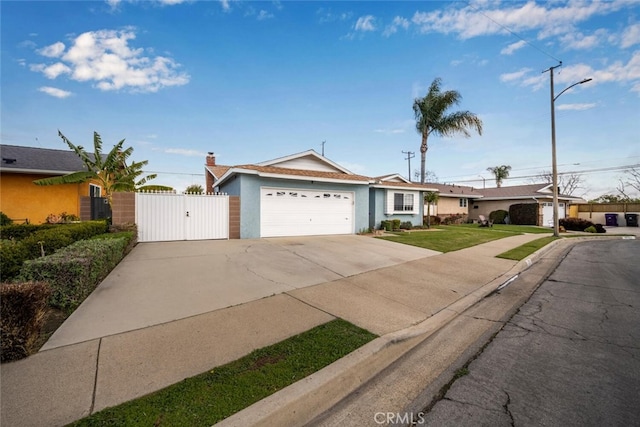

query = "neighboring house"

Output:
[[0, 144, 103, 224], [205, 150, 436, 238], [422, 183, 484, 218], [471, 183, 585, 226]]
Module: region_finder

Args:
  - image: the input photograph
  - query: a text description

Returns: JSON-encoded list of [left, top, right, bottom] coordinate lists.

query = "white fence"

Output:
[[135, 192, 229, 242]]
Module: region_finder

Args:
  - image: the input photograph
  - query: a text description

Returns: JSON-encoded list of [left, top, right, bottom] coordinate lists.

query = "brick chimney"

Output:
[[205, 152, 216, 194], [206, 152, 216, 166]]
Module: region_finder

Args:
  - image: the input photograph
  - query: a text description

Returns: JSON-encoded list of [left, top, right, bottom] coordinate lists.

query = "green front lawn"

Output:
[[379, 224, 552, 253], [496, 236, 560, 260], [70, 319, 376, 427]]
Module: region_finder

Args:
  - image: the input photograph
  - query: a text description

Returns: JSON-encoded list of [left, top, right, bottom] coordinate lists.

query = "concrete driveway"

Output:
[[43, 235, 439, 350]]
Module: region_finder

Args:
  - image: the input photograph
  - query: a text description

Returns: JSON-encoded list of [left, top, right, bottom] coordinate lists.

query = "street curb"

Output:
[[216, 236, 627, 426]]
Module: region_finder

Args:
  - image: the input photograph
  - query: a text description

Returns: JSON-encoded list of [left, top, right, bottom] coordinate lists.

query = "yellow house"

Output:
[[0, 144, 103, 224]]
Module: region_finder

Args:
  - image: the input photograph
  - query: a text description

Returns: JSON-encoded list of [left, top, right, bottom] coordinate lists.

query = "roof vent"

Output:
[[2, 158, 16, 164]]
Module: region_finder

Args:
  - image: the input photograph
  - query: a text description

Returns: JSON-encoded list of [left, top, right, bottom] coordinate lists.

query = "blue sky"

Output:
[[2, 0, 639, 198]]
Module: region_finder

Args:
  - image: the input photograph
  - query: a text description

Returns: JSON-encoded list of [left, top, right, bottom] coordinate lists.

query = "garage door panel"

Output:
[[261, 187, 354, 237]]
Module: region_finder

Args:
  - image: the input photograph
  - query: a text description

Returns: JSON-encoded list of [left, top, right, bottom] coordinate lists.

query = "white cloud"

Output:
[[30, 29, 190, 93], [257, 10, 273, 20], [38, 86, 72, 98], [499, 67, 532, 82], [557, 103, 597, 111], [411, 1, 628, 40], [500, 40, 526, 55], [383, 16, 409, 37], [220, 0, 231, 11], [37, 41, 65, 58], [621, 23, 640, 48], [355, 15, 376, 32], [560, 29, 608, 50]]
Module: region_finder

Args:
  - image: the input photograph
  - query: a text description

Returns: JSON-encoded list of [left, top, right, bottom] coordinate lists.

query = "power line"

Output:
[[464, 0, 562, 63], [454, 163, 639, 184]]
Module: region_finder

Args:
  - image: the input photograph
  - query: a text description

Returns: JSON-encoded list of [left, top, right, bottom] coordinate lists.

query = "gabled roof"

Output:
[[375, 173, 411, 184], [257, 149, 354, 174], [208, 149, 373, 187], [211, 164, 371, 187], [0, 144, 94, 175], [424, 183, 484, 198], [476, 183, 584, 201]]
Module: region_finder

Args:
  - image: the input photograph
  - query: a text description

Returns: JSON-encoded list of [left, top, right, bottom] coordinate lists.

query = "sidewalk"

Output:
[[0, 233, 609, 427]]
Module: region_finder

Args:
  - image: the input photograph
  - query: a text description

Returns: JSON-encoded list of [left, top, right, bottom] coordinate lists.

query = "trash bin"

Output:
[[605, 213, 618, 226], [625, 213, 639, 227]]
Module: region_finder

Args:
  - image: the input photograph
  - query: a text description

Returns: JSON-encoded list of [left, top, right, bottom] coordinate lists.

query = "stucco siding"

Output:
[[370, 188, 424, 230], [0, 173, 94, 224], [435, 197, 469, 217]]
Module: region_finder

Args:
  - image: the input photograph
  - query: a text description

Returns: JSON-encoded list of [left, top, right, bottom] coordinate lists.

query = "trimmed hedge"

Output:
[[0, 223, 56, 241], [489, 210, 509, 225], [0, 221, 109, 283], [1, 282, 50, 362], [559, 217, 594, 231], [19, 237, 127, 312], [509, 203, 538, 225]]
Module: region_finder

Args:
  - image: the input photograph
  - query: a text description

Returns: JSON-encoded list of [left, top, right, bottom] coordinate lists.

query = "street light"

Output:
[[545, 63, 592, 237]]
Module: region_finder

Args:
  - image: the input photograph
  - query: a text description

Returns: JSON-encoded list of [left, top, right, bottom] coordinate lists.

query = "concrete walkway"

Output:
[[1, 229, 636, 427]]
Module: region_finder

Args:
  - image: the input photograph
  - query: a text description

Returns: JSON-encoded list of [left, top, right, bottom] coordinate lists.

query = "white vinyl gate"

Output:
[[135, 192, 229, 242]]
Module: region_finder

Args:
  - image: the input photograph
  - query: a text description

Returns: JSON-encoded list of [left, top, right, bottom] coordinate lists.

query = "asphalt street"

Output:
[[421, 239, 640, 426]]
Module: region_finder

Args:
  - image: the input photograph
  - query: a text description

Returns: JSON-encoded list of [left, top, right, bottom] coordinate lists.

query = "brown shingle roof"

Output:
[[423, 183, 484, 197]]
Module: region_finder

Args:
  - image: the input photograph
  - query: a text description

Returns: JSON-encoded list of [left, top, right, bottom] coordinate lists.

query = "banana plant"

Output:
[[34, 130, 157, 205]]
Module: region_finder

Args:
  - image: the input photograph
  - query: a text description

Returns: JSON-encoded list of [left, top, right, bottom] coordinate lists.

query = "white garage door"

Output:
[[260, 187, 354, 237], [542, 202, 566, 227]]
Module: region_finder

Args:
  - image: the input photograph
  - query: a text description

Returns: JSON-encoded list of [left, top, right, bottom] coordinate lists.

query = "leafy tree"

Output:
[[33, 131, 156, 205], [185, 184, 204, 194], [486, 165, 512, 188], [413, 78, 483, 184], [424, 191, 439, 228]]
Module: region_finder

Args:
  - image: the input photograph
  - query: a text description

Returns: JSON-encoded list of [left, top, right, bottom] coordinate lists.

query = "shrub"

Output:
[[0, 212, 13, 226], [584, 225, 597, 233], [380, 220, 392, 231], [559, 217, 594, 232], [1, 281, 50, 362], [0, 240, 30, 281], [0, 221, 110, 283], [442, 214, 467, 225], [19, 237, 127, 312], [391, 219, 401, 230], [399, 221, 413, 230], [93, 230, 137, 255], [423, 216, 441, 226], [1, 223, 55, 241], [509, 203, 538, 225], [594, 223, 606, 233], [489, 210, 509, 224]]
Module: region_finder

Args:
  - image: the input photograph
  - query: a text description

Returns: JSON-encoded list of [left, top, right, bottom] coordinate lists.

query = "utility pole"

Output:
[[402, 150, 415, 182], [543, 62, 591, 237]]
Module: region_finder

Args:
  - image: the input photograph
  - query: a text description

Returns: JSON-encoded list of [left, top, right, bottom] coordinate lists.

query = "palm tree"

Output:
[[413, 78, 483, 184], [424, 191, 439, 228], [34, 130, 156, 205], [487, 165, 512, 188]]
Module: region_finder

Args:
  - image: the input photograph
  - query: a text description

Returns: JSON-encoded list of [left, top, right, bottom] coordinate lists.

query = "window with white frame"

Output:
[[386, 190, 418, 214], [89, 184, 101, 197], [459, 198, 467, 208]]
